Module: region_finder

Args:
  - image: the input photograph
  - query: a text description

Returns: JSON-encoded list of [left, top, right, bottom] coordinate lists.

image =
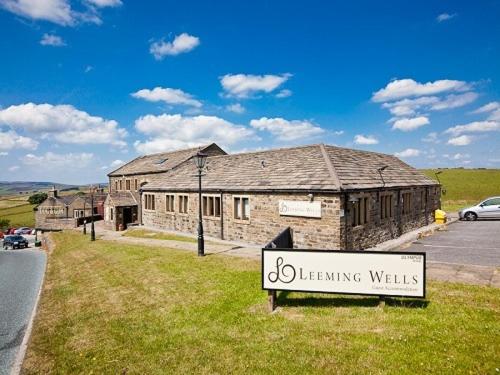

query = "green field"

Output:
[[0, 202, 36, 227], [421, 168, 500, 212], [23, 232, 499, 374]]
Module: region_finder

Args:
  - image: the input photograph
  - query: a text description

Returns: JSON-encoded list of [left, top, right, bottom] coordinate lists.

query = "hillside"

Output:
[[421, 168, 500, 211], [0, 181, 78, 196]]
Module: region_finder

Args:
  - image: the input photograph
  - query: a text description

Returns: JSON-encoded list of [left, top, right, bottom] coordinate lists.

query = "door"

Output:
[[477, 197, 500, 218], [123, 207, 133, 228]]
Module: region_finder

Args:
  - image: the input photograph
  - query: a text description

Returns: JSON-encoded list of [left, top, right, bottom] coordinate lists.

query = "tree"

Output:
[[28, 192, 48, 205], [0, 218, 10, 230]]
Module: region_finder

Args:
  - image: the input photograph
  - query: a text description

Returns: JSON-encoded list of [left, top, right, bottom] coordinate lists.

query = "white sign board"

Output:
[[262, 249, 425, 298], [278, 200, 321, 218]]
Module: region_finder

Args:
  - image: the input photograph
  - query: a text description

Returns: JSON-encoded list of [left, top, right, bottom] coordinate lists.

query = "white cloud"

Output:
[[40, 33, 66, 47], [354, 134, 378, 145], [131, 87, 202, 108], [249, 117, 324, 142], [226, 103, 245, 114], [471, 101, 500, 114], [372, 78, 470, 102], [134, 114, 256, 154], [110, 159, 125, 168], [488, 109, 500, 121], [85, 0, 122, 7], [276, 89, 292, 98], [220, 73, 291, 98], [422, 132, 440, 143], [84, 65, 93, 73], [21, 152, 93, 167], [334, 130, 344, 135], [391, 116, 430, 132], [382, 96, 438, 116], [447, 135, 472, 146], [394, 148, 421, 158], [443, 153, 470, 160], [437, 13, 457, 22], [0, 151, 8, 156], [0, 0, 103, 26], [430, 92, 478, 110], [0, 103, 127, 147], [149, 33, 200, 60], [0, 130, 38, 151], [8, 166, 19, 171], [444, 121, 500, 136]]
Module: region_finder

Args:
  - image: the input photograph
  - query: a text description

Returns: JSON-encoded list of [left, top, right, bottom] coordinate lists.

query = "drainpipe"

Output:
[[220, 191, 224, 240], [424, 187, 429, 226]]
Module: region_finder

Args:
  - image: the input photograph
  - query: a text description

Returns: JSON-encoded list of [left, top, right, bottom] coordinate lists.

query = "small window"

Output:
[[179, 195, 189, 213], [482, 198, 500, 206], [203, 195, 221, 217], [380, 194, 393, 220], [115, 181, 118, 191], [352, 196, 369, 227], [419, 190, 426, 211], [134, 179, 138, 191], [155, 158, 168, 165], [165, 194, 175, 212], [144, 194, 156, 210], [110, 208, 114, 221], [402, 192, 412, 215], [126, 180, 131, 190], [119, 180, 123, 190], [234, 196, 250, 220]]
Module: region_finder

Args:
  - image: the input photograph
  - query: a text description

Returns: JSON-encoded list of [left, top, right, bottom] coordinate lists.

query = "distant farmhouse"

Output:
[[105, 143, 440, 250], [35, 187, 106, 231]]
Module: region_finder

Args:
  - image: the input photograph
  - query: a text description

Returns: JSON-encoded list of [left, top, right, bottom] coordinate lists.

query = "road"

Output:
[[0, 249, 46, 375], [405, 220, 500, 267]]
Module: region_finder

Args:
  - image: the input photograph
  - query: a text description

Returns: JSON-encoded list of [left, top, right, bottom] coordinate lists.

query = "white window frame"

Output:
[[233, 195, 250, 221]]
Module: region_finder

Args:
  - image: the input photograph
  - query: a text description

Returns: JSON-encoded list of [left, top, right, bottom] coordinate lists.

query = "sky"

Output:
[[0, 0, 499, 184]]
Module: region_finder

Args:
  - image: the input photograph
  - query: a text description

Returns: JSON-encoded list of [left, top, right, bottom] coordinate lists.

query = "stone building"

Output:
[[35, 187, 106, 230], [104, 144, 226, 230], [140, 144, 440, 250]]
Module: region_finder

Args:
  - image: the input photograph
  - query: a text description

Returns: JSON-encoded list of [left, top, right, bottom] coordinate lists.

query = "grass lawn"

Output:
[[123, 228, 197, 243], [421, 168, 500, 212], [0, 202, 36, 227], [23, 231, 499, 374]]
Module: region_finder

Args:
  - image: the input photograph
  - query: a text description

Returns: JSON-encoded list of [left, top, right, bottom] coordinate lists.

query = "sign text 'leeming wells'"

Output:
[[278, 200, 321, 218], [262, 249, 426, 298]]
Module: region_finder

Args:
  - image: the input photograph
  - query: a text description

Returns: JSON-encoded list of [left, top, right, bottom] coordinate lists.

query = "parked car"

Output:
[[6, 228, 17, 235], [3, 235, 29, 249], [459, 196, 500, 221], [0, 232, 4, 239], [14, 227, 32, 235]]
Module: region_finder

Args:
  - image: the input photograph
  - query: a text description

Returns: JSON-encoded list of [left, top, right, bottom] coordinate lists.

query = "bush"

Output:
[[0, 218, 10, 230], [28, 192, 48, 205]]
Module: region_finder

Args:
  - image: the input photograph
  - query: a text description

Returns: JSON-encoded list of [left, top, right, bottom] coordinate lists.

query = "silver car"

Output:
[[459, 196, 500, 221]]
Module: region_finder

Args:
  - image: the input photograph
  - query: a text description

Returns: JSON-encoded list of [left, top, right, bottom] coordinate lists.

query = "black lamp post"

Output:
[[90, 185, 95, 241], [193, 151, 208, 256], [83, 200, 87, 235]]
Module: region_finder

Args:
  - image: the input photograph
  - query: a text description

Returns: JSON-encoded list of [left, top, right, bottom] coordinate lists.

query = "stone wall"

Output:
[[340, 186, 441, 250], [141, 191, 343, 249], [109, 174, 155, 193]]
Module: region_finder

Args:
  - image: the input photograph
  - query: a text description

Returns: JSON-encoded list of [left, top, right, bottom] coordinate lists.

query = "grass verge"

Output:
[[123, 228, 197, 243], [24, 232, 499, 374], [0, 203, 36, 227]]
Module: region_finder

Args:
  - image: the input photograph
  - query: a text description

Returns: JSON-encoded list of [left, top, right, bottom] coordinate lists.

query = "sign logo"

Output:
[[268, 257, 296, 284]]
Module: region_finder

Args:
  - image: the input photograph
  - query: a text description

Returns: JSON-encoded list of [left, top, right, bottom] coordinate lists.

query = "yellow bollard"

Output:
[[435, 209, 447, 224]]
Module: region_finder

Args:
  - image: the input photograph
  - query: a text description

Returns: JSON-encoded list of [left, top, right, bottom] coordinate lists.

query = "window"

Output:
[[110, 208, 114, 221], [179, 195, 189, 214], [115, 181, 118, 191], [234, 196, 250, 220], [482, 198, 500, 206], [74, 209, 84, 218], [134, 179, 138, 191], [119, 180, 123, 190], [419, 190, 426, 211], [144, 194, 156, 210], [165, 194, 175, 212], [380, 194, 393, 220], [402, 192, 412, 215], [126, 180, 131, 190], [203, 195, 221, 217], [352, 196, 369, 227]]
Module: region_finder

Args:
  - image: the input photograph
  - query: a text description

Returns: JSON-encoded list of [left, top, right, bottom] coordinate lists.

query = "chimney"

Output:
[[48, 186, 58, 198]]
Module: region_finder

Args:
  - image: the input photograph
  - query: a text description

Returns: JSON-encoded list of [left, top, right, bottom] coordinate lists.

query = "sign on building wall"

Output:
[[38, 206, 65, 215], [262, 249, 425, 298], [278, 200, 322, 218]]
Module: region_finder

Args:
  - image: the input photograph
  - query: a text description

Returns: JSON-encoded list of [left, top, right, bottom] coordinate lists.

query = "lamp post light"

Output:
[[90, 185, 96, 241], [193, 151, 208, 256]]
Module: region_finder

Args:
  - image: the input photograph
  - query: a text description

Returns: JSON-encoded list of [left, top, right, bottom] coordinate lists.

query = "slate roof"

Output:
[[105, 191, 138, 207], [107, 143, 226, 177], [142, 144, 438, 193]]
